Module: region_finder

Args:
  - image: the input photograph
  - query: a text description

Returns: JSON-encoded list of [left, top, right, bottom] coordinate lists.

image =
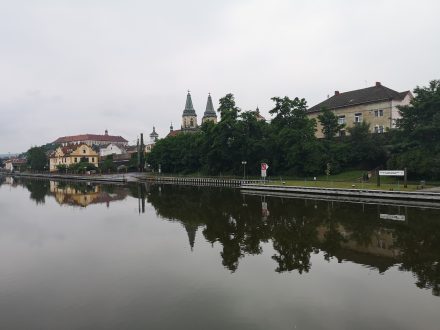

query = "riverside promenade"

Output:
[[3, 171, 440, 203]]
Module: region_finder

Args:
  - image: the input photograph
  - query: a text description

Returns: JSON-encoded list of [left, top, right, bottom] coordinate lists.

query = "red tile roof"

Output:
[[166, 130, 182, 138], [54, 134, 128, 144]]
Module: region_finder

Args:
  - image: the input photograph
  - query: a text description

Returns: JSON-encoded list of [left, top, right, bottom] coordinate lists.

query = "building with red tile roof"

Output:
[[53, 130, 128, 147]]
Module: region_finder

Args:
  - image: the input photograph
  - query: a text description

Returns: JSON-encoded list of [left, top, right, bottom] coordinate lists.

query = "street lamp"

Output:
[[241, 161, 247, 180]]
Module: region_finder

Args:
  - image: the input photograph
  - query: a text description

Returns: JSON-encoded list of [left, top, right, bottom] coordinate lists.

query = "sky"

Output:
[[0, 0, 439, 154]]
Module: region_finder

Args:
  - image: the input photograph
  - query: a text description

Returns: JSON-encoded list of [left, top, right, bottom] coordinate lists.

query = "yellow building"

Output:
[[49, 143, 99, 172], [307, 82, 412, 138]]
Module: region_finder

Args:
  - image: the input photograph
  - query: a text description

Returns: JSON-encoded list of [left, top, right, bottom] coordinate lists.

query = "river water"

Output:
[[0, 177, 439, 330]]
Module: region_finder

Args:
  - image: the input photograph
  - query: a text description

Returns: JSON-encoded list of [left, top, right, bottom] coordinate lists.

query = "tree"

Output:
[[27, 146, 48, 171], [268, 96, 320, 175], [218, 93, 240, 122], [317, 108, 344, 140], [347, 122, 386, 168], [389, 80, 440, 179]]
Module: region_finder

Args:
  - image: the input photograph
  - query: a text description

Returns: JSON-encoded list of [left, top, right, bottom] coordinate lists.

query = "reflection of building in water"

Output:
[[184, 223, 198, 251], [49, 181, 127, 207], [317, 224, 400, 272], [5, 176, 16, 186]]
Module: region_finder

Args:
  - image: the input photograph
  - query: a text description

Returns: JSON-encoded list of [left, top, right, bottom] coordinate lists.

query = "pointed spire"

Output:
[[203, 93, 216, 117], [183, 91, 196, 116], [184, 223, 198, 252]]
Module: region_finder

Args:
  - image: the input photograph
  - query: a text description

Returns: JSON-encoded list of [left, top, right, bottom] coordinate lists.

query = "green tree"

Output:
[[347, 122, 386, 168], [268, 96, 320, 175], [26, 146, 48, 171], [218, 93, 240, 122], [317, 108, 344, 140], [389, 80, 440, 179]]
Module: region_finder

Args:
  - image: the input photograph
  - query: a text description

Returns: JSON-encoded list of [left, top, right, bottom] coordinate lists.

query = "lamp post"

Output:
[[241, 161, 247, 180]]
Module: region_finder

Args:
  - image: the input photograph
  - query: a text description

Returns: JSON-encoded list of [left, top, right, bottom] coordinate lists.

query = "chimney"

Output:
[[334, 91, 340, 96], [105, 129, 108, 135], [375, 82, 381, 86]]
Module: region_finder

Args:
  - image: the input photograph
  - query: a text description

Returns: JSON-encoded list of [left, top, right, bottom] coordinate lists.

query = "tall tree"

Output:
[[268, 96, 320, 175], [317, 108, 344, 140], [26, 146, 48, 171], [218, 93, 240, 122], [389, 80, 440, 178]]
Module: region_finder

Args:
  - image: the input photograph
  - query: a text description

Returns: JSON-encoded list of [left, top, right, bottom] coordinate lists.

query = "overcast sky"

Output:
[[1, 0, 439, 153]]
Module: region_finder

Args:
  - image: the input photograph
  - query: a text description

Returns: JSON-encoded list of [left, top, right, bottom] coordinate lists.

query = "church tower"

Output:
[[202, 93, 217, 124], [182, 91, 198, 131], [149, 126, 159, 143]]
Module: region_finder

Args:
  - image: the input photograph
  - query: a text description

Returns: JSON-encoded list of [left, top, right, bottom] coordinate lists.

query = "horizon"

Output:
[[1, 0, 439, 154]]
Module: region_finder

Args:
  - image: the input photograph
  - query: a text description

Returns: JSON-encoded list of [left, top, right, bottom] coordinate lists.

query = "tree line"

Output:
[[146, 80, 440, 180]]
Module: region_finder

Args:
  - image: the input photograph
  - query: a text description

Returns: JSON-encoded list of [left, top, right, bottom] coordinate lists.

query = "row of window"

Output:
[[56, 157, 96, 164], [337, 110, 385, 125]]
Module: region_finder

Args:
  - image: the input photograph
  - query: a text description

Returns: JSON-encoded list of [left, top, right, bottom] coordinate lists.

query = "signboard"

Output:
[[261, 163, 269, 178], [380, 214, 406, 221], [379, 170, 404, 176]]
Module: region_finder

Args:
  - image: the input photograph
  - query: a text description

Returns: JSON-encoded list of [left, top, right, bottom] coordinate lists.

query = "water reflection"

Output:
[[3, 177, 128, 207], [1, 177, 439, 297], [144, 184, 440, 296]]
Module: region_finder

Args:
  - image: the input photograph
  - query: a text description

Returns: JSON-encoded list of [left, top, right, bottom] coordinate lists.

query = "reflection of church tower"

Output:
[[182, 91, 198, 131], [202, 93, 217, 124], [184, 223, 198, 251], [149, 126, 159, 143]]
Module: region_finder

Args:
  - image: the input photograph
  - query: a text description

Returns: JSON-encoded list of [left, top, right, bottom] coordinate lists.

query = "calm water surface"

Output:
[[0, 176, 439, 330]]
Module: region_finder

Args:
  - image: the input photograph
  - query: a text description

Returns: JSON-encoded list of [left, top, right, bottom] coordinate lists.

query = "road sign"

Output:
[[261, 163, 269, 178], [379, 170, 404, 176]]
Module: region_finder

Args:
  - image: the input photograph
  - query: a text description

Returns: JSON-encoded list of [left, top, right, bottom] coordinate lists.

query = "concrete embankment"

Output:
[[4, 172, 128, 184], [145, 176, 262, 187], [240, 184, 440, 203]]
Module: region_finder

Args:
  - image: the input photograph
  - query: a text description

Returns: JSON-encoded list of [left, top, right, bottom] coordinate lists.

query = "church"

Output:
[[168, 91, 218, 137]]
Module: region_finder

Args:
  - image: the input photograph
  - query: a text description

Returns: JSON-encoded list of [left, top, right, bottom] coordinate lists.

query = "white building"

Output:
[[99, 143, 126, 157]]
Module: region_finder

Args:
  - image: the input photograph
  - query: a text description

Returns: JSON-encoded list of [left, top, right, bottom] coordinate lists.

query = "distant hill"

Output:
[[0, 154, 18, 158]]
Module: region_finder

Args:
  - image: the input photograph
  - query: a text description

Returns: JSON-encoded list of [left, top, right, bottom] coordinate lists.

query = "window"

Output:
[[83, 149, 86, 154], [374, 109, 384, 117], [338, 115, 346, 125], [354, 113, 362, 123], [75, 158, 78, 163], [374, 125, 384, 133], [339, 129, 346, 137]]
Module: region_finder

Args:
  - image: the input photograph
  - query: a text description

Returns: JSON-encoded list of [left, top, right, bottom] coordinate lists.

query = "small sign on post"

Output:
[[379, 170, 405, 176], [261, 163, 269, 182], [377, 169, 407, 188]]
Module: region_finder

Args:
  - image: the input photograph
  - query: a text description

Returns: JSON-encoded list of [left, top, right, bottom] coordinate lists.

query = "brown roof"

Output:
[[54, 134, 128, 144], [308, 83, 411, 113], [5, 158, 27, 164], [166, 130, 182, 138]]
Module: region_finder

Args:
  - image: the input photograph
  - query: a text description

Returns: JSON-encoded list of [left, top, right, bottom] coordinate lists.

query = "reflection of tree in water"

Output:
[[393, 212, 440, 296], [142, 184, 440, 296], [24, 179, 51, 204]]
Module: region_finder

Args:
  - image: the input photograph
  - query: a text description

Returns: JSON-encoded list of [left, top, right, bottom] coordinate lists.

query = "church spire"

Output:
[[182, 90, 197, 130], [182, 90, 196, 116], [202, 93, 218, 124]]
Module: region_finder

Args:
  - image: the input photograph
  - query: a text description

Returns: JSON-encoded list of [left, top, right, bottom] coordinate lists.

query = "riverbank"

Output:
[[1, 171, 132, 184], [240, 184, 440, 202]]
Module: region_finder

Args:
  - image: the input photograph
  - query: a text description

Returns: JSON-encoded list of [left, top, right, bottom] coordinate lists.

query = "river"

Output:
[[0, 176, 439, 329]]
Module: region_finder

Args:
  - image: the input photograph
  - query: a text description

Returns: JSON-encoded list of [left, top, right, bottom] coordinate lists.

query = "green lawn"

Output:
[[267, 180, 427, 191]]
